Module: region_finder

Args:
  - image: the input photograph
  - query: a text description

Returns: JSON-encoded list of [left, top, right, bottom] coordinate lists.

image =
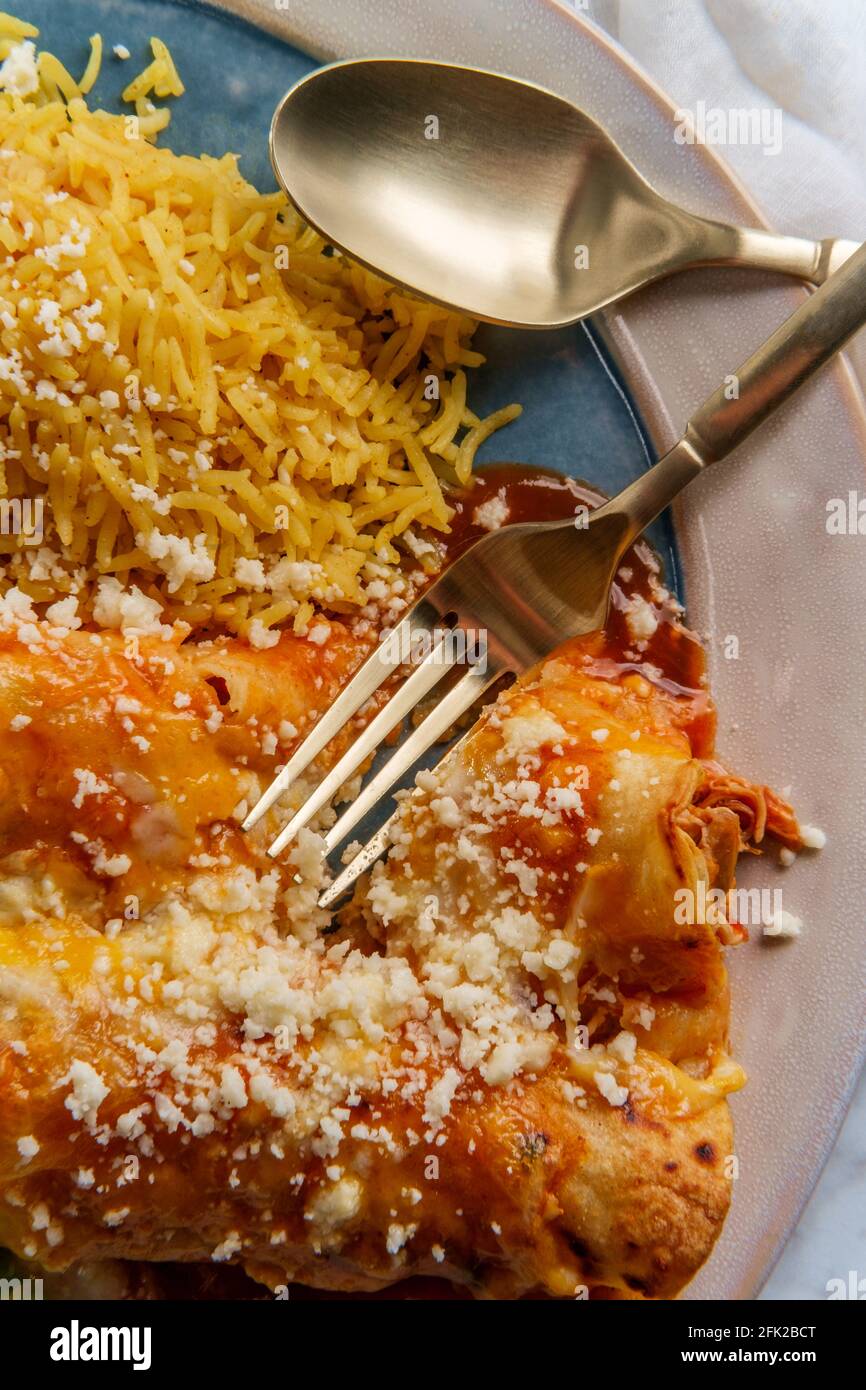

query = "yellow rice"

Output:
[[0, 18, 520, 639]]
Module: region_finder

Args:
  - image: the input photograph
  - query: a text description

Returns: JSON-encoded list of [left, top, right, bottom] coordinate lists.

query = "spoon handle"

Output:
[[597, 238, 866, 545], [697, 220, 859, 286]]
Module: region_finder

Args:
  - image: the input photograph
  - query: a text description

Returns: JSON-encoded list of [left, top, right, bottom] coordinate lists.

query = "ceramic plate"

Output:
[[16, 0, 866, 1300]]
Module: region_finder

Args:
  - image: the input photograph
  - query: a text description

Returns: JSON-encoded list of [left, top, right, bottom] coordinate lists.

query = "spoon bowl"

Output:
[[270, 59, 857, 328]]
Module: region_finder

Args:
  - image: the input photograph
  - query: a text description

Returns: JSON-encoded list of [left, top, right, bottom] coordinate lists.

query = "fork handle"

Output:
[[601, 237, 866, 548], [697, 222, 859, 286]]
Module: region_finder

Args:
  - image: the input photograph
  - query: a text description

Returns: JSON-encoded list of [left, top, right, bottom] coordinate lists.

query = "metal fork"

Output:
[[243, 239, 866, 906]]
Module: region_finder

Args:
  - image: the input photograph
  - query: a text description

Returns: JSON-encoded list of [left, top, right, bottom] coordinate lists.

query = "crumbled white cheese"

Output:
[[473, 491, 509, 531], [219, 1065, 248, 1110], [624, 593, 658, 643], [0, 41, 39, 98], [45, 595, 82, 631], [422, 1068, 461, 1126], [71, 768, 112, 810], [608, 1030, 637, 1064], [764, 909, 803, 939], [234, 557, 267, 590], [386, 1222, 418, 1255], [595, 1071, 629, 1107], [93, 578, 171, 636], [136, 530, 215, 593], [211, 1231, 243, 1262], [306, 1177, 362, 1234], [63, 1060, 109, 1130], [430, 795, 462, 828], [500, 710, 567, 760], [248, 619, 280, 650], [800, 824, 826, 850], [92, 849, 131, 878]]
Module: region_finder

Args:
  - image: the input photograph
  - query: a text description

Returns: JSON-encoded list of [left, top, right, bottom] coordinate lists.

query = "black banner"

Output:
[[1, 1295, 858, 1376]]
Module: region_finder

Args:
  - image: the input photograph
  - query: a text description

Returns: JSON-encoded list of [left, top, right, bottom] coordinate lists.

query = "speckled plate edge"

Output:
[[172, 0, 866, 1299]]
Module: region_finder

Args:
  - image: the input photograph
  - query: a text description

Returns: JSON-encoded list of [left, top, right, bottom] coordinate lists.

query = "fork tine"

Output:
[[321, 657, 503, 862], [242, 615, 415, 833], [266, 631, 457, 858], [317, 660, 501, 907], [318, 820, 394, 910]]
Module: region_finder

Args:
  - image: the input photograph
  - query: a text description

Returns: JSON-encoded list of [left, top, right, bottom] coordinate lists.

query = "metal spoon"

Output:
[[270, 58, 858, 328]]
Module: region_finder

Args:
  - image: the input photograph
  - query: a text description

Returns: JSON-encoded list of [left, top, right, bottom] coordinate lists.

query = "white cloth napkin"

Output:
[[584, 0, 866, 240]]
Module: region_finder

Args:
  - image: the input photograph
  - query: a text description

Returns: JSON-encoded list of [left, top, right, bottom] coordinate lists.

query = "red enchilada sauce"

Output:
[[439, 463, 714, 757]]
